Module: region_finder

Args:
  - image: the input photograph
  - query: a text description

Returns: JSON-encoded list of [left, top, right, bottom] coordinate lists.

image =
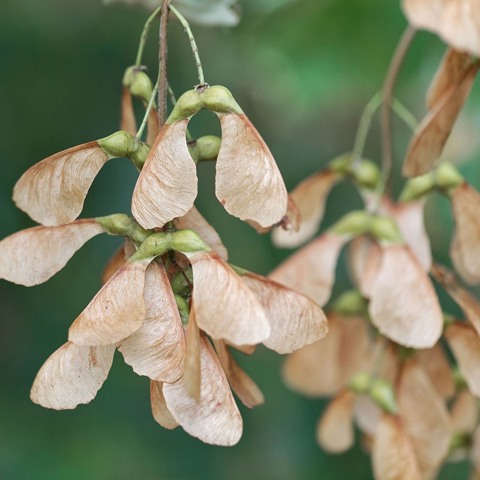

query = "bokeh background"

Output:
[[1, 0, 479, 478]]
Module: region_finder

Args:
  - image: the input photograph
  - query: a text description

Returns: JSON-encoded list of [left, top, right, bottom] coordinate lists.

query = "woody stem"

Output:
[[158, 0, 170, 127]]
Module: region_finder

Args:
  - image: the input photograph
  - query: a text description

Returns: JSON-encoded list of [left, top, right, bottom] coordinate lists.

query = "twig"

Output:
[[158, 0, 170, 127]]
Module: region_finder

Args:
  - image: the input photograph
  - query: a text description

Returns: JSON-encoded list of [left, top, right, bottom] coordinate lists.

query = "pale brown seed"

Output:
[[427, 49, 475, 109], [118, 262, 185, 383], [431, 263, 480, 335], [13, 142, 110, 226], [146, 107, 160, 146], [174, 206, 228, 260], [368, 245, 442, 348], [446, 323, 480, 397], [272, 169, 339, 248], [398, 360, 452, 477], [402, 0, 480, 56], [162, 336, 243, 446], [213, 339, 264, 409], [101, 240, 135, 285], [241, 272, 328, 354], [387, 199, 432, 271], [415, 345, 455, 399], [215, 113, 288, 228], [183, 308, 201, 401], [0, 220, 103, 286], [372, 414, 421, 480], [450, 183, 480, 284], [30, 341, 115, 410], [316, 390, 356, 453], [403, 59, 477, 176], [150, 381, 179, 430], [120, 87, 137, 136], [185, 250, 271, 346], [69, 259, 149, 346], [347, 236, 382, 298], [450, 389, 479, 435], [269, 233, 346, 306], [132, 120, 197, 229]]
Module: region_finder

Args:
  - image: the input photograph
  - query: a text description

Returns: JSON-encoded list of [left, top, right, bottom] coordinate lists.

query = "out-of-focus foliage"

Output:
[[0, 0, 478, 478]]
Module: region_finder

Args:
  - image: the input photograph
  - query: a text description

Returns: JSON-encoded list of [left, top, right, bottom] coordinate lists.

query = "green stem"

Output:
[[352, 92, 382, 168], [375, 25, 416, 209], [392, 98, 418, 132], [135, 5, 162, 66], [136, 74, 159, 140], [169, 3, 206, 85]]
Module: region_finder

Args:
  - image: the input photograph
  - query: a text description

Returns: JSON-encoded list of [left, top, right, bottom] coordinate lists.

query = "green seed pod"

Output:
[[435, 162, 464, 193], [332, 290, 368, 315], [130, 232, 171, 261], [196, 135, 221, 162], [122, 66, 136, 87], [171, 268, 193, 296], [201, 85, 243, 114], [353, 159, 380, 190], [329, 210, 371, 237], [369, 377, 398, 414], [370, 215, 403, 244], [174, 294, 190, 326], [98, 131, 136, 158], [129, 140, 151, 169], [170, 229, 210, 254], [348, 371, 373, 394], [130, 71, 154, 104], [167, 90, 203, 123], [399, 172, 436, 202]]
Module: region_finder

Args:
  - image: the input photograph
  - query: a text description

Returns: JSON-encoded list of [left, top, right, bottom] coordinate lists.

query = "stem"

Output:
[[376, 25, 416, 207], [392, 98, 418, 132], [169, 3, 206, 86], [158, 0, 170, 127], [136, 74, 160, 140], [135, 5, 162, 66], [352, 92, 382, 168]]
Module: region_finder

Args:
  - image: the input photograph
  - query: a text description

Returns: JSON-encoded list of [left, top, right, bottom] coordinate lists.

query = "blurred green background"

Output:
[[0, 0, 478, 478]]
